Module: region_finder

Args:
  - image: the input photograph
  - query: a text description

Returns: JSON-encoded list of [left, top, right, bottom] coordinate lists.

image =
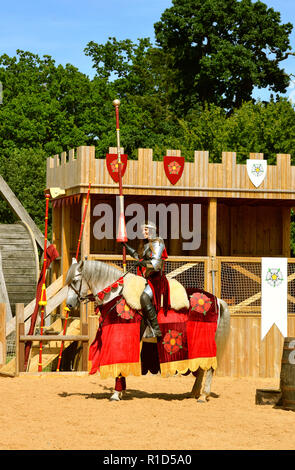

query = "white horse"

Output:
[[65, 258, 230, 402]]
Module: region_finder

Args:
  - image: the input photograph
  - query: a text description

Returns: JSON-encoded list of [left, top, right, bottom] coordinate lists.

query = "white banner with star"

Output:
[[261, 257, 287, 340]]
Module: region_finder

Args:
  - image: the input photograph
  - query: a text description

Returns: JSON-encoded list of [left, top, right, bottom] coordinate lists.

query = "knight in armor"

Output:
[[123, 221, 167, 338]]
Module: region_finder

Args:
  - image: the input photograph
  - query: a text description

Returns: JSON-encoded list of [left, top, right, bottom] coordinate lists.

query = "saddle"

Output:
[[122, 273, 189, 311]]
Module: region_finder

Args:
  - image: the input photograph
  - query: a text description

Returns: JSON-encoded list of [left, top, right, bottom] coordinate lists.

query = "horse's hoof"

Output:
[[109, 392, 121, 401], [109, 390, 126, 401], [197, 394, 209, 403]]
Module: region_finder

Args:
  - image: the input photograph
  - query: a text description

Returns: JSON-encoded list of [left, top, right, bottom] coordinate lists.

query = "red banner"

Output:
[[163, 156, 185, 185], [106, 154, 128, 183]]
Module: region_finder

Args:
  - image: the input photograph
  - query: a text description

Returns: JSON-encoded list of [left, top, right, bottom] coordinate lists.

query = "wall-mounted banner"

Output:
[[246, 159, 267, 188], [261, 257, 287, 340], [106, 154, 128, 183], [163, 156, 185, 185]]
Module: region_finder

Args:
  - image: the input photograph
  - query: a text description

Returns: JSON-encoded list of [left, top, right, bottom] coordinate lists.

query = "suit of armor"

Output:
[[123, 223, 166, 338]]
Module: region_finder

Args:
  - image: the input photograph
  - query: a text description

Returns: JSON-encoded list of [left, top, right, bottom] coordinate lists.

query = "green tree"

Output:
[[0, 147, 48, 230], [0, 50, 92, 154], [154, 0, 294, 113]]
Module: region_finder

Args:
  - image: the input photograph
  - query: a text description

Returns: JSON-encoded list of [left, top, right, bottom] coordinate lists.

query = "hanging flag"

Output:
[[106, 154, 128, 183], [246, 159, 267, 188], [261, 257, 288, 340], [163, 156, 185, 185]]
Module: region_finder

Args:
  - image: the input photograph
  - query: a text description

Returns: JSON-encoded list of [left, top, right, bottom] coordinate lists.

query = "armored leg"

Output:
[[140, 291, 162, 338]]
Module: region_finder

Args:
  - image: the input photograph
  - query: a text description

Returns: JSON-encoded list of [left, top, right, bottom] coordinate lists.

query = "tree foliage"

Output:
[[154, 0, 293, 113]]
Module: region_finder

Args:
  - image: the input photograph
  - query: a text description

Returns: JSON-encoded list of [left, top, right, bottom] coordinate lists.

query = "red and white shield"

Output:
[[106, 154, 128, 183], [163, 156, 185, 185]]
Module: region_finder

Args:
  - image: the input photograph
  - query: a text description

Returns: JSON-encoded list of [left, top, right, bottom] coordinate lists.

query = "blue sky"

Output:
[[0, 0, 294, 101]]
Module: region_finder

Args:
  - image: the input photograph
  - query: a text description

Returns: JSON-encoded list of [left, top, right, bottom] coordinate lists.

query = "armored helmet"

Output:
[[141, 220, 157, 240]]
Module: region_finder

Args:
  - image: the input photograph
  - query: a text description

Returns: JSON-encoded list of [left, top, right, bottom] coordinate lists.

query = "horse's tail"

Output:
[[215, 299, 230, 362]]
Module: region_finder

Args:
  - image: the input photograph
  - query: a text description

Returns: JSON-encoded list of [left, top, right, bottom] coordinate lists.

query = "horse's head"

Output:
[[65, 258, 90, 309]]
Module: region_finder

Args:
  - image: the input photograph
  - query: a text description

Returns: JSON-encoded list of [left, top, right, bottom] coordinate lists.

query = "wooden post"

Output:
[[0, 303, 6, 367], [207, 198, 217, 292], [282, 207, 291, 257], [61, 203, 71, 313], [15, 303, 25, 375], [88, 315, 100, 346], [80, 193, 91, 324], [51, 203, 62, 283], [0, 253, 12, 321], [82, 322, 88, 371], [0, 175, 44, 250], [61, 203, 71, 282]]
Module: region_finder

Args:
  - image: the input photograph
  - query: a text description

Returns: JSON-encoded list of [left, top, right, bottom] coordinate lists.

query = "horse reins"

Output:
[[70, 259, 145, 304]]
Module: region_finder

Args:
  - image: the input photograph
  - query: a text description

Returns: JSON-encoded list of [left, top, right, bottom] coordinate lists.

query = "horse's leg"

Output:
[[109, 375, 126, 401], [198, 367, 214, 402], [190, 367, 205, 399]]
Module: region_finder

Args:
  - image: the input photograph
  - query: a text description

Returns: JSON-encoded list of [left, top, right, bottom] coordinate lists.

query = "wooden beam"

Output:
[[61, 204, 71, 282], [0, 304, 6, 366], [5, 275, 66, 337], [207, 198, 217, 257], [80, 193, 91, 324], [20, 334, 88, 342], [0, 252, 12, 321], [207, 199, 217, 292], [0, 174, 44, 249], [15, 303, 25, 375], [282, 207, 291, 257]]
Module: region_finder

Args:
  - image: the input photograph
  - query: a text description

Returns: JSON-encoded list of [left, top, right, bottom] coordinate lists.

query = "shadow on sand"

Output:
[[58, 387, 220, 401]]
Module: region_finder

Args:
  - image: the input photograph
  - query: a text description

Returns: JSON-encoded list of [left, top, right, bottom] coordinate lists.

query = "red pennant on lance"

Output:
[[106, 154, 128, 183], [163, 156, 185, 185]]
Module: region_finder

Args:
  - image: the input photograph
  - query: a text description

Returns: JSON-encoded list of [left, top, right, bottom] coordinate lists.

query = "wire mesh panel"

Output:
[[220, 260, 261, 313], [220, 259, 295, 315], [164, 261, 205, 289], [93, 257, 206, 290]]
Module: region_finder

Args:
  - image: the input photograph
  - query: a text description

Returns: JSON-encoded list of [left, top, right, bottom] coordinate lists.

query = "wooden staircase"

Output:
[[0, 275, 85, 374]]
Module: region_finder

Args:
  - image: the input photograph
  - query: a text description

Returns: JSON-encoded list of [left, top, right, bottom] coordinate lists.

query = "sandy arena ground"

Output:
[[0, 373, 294, 451]]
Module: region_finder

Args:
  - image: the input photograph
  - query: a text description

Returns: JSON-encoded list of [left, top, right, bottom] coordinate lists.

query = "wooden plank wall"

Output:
[[0, 223, 39, 315], [216, 257, 295, 378], [216, 317, 295, 378], [46, 147, 295, 201], [217, 204, 288, 257]]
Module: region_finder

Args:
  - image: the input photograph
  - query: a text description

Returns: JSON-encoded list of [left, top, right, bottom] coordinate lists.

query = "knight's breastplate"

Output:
[[142, 239, 165, 278]]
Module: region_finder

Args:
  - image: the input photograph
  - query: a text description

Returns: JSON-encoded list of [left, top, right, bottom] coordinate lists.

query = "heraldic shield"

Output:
[[246, 159, 267, 188], [163, 156, 185, 185], [106, 154, 128, 183]]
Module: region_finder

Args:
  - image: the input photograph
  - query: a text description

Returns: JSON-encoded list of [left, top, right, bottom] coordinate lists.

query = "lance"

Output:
[[113, 99, 127, 272], [38, 192, 50, 372], [56, 182, 92, 372]]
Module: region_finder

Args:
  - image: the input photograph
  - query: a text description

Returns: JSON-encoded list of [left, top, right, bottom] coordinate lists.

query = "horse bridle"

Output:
[[69, 277, 95, 304], [69, 259, 145, 306]]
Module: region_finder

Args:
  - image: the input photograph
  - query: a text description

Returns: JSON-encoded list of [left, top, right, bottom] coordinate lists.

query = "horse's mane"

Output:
[[82, 260, 123, 287]]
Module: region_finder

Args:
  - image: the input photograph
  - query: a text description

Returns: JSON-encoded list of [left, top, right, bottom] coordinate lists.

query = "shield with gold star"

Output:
[[246, 159, 267, 188], [163, 156, 185, 185], [106, 154, 128, 183]]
